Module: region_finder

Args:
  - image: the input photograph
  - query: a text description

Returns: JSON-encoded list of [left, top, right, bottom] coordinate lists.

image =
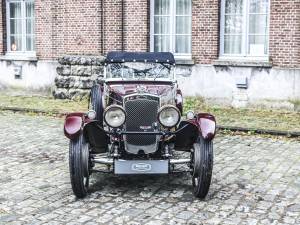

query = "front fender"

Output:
[[174, 113, 216, 151], [64, 113, 85, 139], [195, 113, 216, 140]]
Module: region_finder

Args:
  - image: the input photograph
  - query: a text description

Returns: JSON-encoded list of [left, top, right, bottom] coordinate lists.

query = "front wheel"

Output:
[[192, 136, 213, 199], [69, 134, 90, 198]]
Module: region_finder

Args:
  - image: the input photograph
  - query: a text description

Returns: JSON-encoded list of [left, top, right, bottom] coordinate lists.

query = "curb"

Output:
[[0, 106, 299, 137], [217, 125, 300, 138], [0, 106, 66, 117]]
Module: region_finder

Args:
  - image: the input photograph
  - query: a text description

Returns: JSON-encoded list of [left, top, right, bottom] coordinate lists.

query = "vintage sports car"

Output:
[[64, 52, 216, 199]]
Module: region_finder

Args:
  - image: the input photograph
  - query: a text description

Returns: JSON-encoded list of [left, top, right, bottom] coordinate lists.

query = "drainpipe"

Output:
[[101, 0, 105, 54], [121, 0, 124, 51]]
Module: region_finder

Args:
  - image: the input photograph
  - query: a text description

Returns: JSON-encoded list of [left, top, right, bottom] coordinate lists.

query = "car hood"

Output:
[[105, 81, 176, 105]]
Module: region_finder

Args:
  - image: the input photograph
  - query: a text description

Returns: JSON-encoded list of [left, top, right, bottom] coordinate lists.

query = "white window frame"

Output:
[[150, 0, 192, 60], [6, 0, 36, 57], [219, 0, 270, 60]]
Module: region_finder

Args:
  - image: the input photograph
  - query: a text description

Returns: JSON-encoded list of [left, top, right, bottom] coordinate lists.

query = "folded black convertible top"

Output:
[[105, 51, 175, 64]]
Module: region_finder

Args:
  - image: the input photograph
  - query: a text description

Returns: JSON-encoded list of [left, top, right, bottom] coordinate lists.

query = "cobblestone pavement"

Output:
[[0, 111, 299, 225]]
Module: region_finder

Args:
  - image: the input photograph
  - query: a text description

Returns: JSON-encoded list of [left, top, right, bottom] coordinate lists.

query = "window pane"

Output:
[[225, 0, 243, 14], [154, 16, 170, 34], [10, 2, 22, 19], [176, 0, 191, 15], [10, 19, 22, 35], [225, 15, 243, 34], [249, 0, 269, 13], [154, 0, 170, 15], [26, 2, 34, 18], [176, 16, 191, 34], [10, 35, 22, 51], [248, 35, 268, 55], [175, 35, 191, 53], [26, 19, 35, 34], [26, 35, 35, 51], [154, 35, 171, 52], [249, 14, 268, 34], [224, 35, 242, 54]]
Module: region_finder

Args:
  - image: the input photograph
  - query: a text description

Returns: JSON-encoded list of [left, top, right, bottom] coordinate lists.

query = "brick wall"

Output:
[[0, 0, 5, 55], [269, 0, 300, 68], [35, 0, 53, 59], [192, 0, 220, 64], [0, 1, 2, 54], [103, 0, 123, 53], [1, 0, 300, 68], [102, 0, 149, 54], [36, 0, 103, 60], [123, 0, 148, 52]]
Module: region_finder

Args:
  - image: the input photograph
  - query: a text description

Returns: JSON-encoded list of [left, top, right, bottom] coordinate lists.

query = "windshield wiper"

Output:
[[132, 68, 152, 78]]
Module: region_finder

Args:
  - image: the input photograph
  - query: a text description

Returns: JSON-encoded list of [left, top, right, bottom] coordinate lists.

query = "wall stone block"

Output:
[[53, 55, 105, 99], [56, 65, 71, 76]]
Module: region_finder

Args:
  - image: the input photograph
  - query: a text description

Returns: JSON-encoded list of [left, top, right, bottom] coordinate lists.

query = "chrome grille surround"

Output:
[[123, 94, 160, 154]]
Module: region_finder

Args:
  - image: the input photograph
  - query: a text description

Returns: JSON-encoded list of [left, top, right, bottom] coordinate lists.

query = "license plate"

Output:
[[114, 160, 169, 174]]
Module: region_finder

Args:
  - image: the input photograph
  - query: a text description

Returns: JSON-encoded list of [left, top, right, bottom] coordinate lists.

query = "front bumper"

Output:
[[92, 157, 191, 174]]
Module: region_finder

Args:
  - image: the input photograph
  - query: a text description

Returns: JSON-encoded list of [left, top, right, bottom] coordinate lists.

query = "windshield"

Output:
[[106, 62, 174, 80]]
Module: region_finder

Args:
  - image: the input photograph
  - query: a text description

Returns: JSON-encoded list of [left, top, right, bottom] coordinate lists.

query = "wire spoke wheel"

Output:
[[191, 136, 213, 199]]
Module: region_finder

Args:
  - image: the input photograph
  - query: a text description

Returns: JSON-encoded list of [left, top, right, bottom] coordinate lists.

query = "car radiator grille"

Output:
[[124, 96, 160, 154]]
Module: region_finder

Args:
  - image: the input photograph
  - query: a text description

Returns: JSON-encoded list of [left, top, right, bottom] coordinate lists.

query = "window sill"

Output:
[[175, 59, 194, 65], [0, 53, 38, 61], [213, 58, 272, 68]]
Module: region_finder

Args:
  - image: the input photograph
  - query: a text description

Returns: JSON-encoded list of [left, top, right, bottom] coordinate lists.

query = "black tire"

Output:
[[90, 84, 103, 126], [69, 134, 90, 198], [192, 136, 213, 199]]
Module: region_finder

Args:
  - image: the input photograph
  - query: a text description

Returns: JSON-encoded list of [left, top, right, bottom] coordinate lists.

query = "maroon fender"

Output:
[[64, 113, 85, 139], [196, 113, 216, 140]]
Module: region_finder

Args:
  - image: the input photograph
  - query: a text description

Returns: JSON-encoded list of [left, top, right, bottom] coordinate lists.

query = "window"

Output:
[[150, 0, 192, 59], [6, 0, 35, 53], [220, 0, 269, 58]]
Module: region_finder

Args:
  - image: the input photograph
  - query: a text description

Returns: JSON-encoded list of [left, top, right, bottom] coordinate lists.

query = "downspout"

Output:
[[121, 0, 124, 51], [101, 0, 104, 55]]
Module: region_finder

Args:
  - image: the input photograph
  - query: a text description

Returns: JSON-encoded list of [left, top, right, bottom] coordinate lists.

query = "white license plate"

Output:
[[114, 160, 169, 174]]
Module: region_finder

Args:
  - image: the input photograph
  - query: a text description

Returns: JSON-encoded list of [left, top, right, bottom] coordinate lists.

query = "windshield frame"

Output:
[[104, 62, 175, 81]]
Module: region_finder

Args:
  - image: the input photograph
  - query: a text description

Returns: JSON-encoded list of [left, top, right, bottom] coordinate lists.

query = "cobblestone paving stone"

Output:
[[0, 111, 299, 225]]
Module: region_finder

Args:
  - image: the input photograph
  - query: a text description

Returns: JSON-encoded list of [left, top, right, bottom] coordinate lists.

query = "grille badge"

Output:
[[140, 125, 152, 130], [136, 85, 147, 93]]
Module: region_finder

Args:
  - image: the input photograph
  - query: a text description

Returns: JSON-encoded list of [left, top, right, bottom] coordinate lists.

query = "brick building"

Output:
[[0, 0, 299, 108]]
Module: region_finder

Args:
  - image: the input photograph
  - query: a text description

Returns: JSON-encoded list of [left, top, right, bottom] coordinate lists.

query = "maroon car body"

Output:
[[64, 52, 216, 199]]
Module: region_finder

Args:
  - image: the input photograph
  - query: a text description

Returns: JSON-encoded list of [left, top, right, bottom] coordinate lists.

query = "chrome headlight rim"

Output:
[[103, 105, 126, 128], [86, 110, 96, 120], [158, 105, 181, 128]]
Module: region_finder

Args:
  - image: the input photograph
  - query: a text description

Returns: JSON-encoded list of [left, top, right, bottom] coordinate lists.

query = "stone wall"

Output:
[[53, 55, 105, 99]]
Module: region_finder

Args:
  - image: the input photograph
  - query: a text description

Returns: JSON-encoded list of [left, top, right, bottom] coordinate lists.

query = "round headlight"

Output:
[[104, 105, 126, 128], [158, 105, 181, 128]]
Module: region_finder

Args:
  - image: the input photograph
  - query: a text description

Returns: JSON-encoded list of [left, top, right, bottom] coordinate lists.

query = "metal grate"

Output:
[[124, 96, 159, 154]]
